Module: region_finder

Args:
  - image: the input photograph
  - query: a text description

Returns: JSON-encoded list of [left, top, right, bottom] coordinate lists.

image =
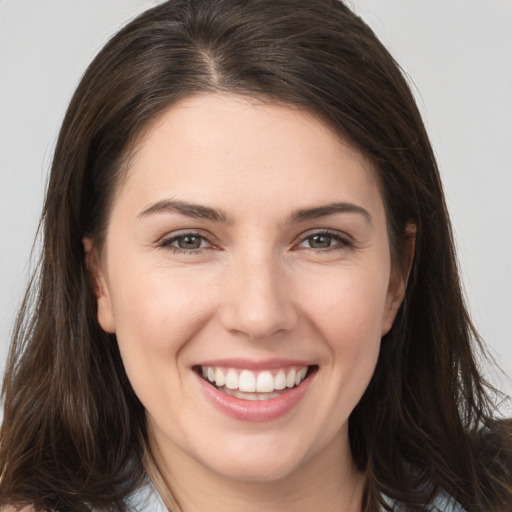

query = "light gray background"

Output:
[[1, 1, 511, 410]]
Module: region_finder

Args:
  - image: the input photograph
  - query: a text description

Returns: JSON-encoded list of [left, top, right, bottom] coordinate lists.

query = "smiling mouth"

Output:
[[194, 365, 317, 401]]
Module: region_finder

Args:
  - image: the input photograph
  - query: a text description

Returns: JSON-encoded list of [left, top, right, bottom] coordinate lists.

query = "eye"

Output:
[[160, 232, 212, 253], [307, 234, 334, 249], [296, 231, 353, 252]]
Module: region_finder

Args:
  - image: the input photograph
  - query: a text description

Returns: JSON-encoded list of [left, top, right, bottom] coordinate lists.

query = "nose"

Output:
[[219, 251, 298, 340]]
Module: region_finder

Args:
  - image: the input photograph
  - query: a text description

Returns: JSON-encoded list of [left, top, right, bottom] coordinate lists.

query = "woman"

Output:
[[1, 1, 510, 511]]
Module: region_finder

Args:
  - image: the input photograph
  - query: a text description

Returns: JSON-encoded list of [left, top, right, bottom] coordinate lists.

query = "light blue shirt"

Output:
[[123, 477, 168, 511], [124, 477, 467, 511], [382, 491, 467, 511]]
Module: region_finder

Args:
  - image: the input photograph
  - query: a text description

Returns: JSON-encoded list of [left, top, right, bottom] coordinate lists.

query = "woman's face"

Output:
[[92, 94, 406, 483]]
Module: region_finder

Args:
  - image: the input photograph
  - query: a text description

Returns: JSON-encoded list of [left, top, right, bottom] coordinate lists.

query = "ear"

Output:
[[381, 223, 416, 336], [83, 237, 116, 333]]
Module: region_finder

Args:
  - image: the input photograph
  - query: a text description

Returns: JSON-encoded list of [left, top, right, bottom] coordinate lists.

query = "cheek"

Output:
[[106, 267, 220, 429], [111, 263, 209, 339], [106, 263, 217, 393], [300, 264, 390, 343], [288, 266, 386, 447], [299, 263, 388, 394]]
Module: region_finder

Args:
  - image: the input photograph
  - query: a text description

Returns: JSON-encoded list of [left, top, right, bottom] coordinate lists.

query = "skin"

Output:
[[87, 94, 411, 512]]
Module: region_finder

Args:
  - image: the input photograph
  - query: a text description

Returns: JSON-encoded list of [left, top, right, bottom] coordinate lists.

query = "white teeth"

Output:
[[286, 369, 296, 388], [234, 389, 259, 400], [225, 369, 239, 390], [200, 365, 310, 396], [295, 368, 307, 386], [256, 371, 274, 393], [274, 370, 286, 390], [239, 370, 256, 392], [214, 367, 225, 387], [227, 389, 280, 401]]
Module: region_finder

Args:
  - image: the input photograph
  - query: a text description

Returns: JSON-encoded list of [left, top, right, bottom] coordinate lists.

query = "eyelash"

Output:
[[158, 230, 354, 255]]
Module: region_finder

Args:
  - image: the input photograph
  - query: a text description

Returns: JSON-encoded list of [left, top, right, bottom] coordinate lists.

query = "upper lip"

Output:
[[194, 358, 314, 371]]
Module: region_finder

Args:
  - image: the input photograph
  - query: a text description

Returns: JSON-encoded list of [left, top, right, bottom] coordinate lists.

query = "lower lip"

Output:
[[196, 370, 314, 422]]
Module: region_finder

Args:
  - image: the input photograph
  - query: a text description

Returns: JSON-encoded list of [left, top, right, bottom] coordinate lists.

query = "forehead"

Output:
[[117, 93, 384, 222]]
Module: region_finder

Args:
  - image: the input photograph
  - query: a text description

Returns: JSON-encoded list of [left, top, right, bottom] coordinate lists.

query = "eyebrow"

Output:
[[289, 202, 372, 225], [138, 198, 371, 225], [138, 199, 232, 223]]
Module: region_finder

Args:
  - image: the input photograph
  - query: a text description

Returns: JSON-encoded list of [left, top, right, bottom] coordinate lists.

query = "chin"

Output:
[[196, 435, 311, 483]]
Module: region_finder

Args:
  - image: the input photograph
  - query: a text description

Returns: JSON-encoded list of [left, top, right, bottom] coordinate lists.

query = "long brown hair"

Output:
[[1, 1, 510, 511]]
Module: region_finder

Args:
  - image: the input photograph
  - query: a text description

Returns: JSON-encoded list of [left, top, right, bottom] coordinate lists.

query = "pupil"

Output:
[[310, 235, 331, 248], [179, 236, 201, 249]]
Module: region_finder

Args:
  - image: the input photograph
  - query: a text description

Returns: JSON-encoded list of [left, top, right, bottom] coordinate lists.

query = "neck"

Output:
[[145, 428, 365, 512]]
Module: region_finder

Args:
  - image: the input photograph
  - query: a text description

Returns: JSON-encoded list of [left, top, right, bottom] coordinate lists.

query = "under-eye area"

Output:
[[194, 365, 319, 401]]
